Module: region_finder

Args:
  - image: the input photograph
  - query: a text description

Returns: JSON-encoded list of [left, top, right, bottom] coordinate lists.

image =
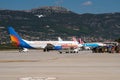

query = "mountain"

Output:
[[0, 6, 120, 43]]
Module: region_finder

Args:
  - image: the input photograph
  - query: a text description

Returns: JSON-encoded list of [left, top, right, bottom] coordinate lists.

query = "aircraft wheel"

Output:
[[43, 49, 46, 52], [59, 52, 62, 54], [66, 52, 68, 53], [43, 48, 48, 52]]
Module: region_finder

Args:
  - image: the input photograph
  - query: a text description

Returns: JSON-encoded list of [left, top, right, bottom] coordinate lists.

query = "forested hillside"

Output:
[[0, 6, 120, 44]]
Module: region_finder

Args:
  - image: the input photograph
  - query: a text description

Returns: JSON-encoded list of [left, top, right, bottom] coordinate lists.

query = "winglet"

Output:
[[58, 37, 63, 41]]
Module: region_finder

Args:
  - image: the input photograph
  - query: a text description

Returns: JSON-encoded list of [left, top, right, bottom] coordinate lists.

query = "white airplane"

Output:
[[8, 26, 79, 52]]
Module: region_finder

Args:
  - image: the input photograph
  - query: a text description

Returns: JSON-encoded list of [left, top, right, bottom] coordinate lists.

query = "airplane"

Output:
[[59, 37, 106, 50], [78, 38, 106, 50], [8, 26, 79, 52], [58, 37, 83, 51]]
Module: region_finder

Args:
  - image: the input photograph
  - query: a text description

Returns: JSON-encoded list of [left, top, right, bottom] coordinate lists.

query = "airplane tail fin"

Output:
[[72, 36, 77, 42], [8, 26, 33, 49], [8, 26, 22, 46], [78, 38, 84, 44]]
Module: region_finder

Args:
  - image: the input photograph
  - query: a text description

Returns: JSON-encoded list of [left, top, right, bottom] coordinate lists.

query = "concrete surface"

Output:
[[0, 50, 120, 80]]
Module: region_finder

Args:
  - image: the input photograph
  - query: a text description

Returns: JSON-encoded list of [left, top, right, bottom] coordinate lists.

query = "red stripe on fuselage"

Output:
[[62, 44, 78, 48]]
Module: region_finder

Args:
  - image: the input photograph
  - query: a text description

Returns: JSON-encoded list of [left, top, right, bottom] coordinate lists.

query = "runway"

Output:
[[0, 50, 120, 80]]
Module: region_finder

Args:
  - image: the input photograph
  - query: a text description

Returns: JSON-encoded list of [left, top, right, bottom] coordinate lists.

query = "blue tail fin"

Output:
[[8, 27, 22, 40], [8, 26, 22, 46], [8, 26, 33, 48]]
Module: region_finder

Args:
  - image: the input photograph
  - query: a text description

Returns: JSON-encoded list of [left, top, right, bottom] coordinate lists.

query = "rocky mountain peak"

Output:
[[31, 6, 70, 14]]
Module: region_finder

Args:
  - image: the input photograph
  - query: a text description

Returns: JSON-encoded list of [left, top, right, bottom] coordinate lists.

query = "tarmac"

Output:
[[0, 50, 120, 80]]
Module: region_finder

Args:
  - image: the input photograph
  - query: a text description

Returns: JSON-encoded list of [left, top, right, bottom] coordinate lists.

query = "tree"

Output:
[[115, 38, 120, 43]]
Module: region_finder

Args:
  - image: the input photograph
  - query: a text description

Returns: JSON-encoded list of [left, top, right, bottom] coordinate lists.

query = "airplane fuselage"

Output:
[[23, 40, 78, 49]]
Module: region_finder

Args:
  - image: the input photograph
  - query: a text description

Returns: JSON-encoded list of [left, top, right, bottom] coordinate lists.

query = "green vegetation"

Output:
[[0, 6, 120, 41], [115, 38, 120, 43], [0, 44, 18, 50]]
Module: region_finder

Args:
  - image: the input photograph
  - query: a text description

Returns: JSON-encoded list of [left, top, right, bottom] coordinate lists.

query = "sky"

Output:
[[0, 0, 120, 14]]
